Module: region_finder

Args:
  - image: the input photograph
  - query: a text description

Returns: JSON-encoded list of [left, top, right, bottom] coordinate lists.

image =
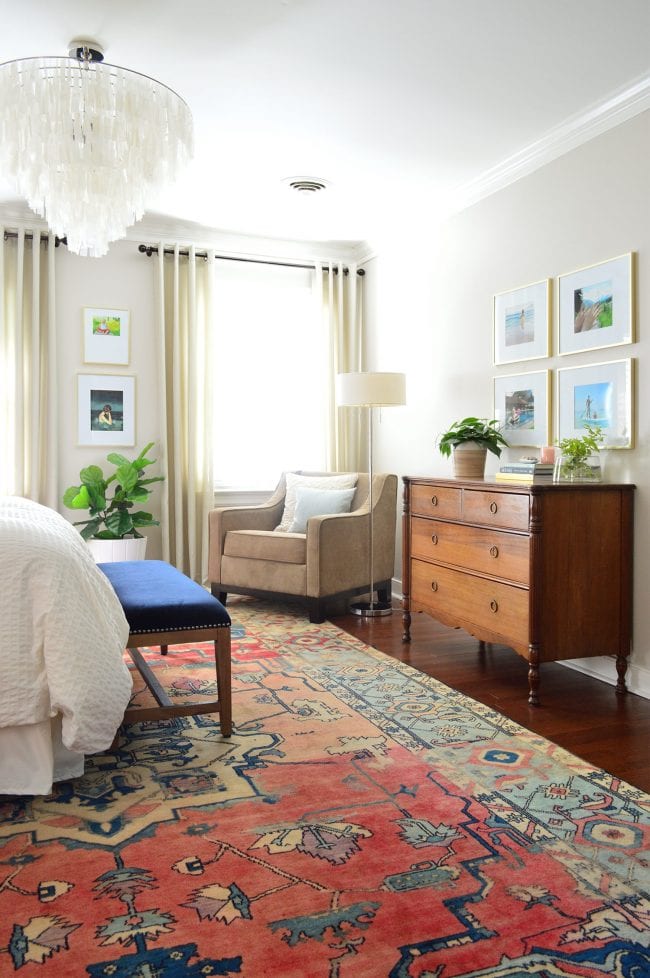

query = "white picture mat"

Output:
[[77, 374, 136, 447], [83, 307, 130, 365], [493, 370, 550, 447], [558, 254, 633, 356], [493, 279, 550, 365], [556, 359, 633, 448]]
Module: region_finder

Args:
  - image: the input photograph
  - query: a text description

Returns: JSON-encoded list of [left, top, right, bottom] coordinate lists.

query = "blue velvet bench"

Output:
[[99, 560, 232, 737]]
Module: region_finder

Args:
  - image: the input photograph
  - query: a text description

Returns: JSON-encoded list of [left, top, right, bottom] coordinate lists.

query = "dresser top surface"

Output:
[[403, 476, 635, 492]]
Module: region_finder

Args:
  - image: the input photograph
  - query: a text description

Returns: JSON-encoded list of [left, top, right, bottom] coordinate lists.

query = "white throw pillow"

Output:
[[289, 486, 356, 533], [276, 472, 358, 532]]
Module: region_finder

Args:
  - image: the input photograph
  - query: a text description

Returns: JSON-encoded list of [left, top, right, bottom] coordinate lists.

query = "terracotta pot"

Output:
[[86, 537, 147, 563], [452, 442, 487, 480]]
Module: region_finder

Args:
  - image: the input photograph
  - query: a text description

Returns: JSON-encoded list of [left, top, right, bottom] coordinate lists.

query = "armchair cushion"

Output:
[[224, 530, 306, 564], [289, 486, 356, 532], [276, 472, 358, 531]]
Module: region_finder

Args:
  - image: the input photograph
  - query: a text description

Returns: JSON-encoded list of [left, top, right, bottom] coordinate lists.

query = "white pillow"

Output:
[[276, 472, 358, 532], [289, 486, 356, 533]]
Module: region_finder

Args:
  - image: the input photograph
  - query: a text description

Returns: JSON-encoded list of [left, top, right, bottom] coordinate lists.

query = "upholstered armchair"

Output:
[[208, 471, 398, 623]]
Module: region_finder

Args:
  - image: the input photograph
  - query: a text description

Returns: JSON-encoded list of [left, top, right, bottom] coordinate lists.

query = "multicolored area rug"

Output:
[[1, 600, 649, 978]]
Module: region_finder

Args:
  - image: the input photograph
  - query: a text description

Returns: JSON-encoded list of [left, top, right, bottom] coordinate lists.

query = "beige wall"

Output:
[[364, 110, 650, 696], [55, 242, 165, 556]]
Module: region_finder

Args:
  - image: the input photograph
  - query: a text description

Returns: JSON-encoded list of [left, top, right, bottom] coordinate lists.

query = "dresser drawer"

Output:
[[411, 559, 529, 647], [462, 489, 529, 530], [411, 483, 461, 520], [411, 518, 530, 584]]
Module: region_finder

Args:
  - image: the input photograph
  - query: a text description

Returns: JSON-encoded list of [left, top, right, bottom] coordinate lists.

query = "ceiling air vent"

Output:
[[284, 176, 330, 195]]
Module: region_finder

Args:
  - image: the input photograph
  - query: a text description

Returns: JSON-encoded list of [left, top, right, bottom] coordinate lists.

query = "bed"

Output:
[[0, 496, 133, 795]]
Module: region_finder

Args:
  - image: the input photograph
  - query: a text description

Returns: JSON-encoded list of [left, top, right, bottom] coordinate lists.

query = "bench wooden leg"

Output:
[[214, 630, 232, 737]]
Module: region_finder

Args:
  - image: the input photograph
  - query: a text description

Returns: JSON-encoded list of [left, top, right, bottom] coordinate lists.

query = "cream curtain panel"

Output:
[[315, 260, 365, 472], [154, 245, 215, 583], [0, 228, 57, 505]]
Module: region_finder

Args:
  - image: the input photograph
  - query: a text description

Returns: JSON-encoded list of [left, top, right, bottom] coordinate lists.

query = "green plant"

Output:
[[438, 417, 509, 458], [63, 442, 164, 540], [555, 424, 604, 481]]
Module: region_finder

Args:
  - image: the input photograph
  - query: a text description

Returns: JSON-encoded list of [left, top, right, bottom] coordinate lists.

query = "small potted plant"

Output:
[[63, 442, 164, 561], [554, 425, 604, 482], [438, 417, 509, 479]]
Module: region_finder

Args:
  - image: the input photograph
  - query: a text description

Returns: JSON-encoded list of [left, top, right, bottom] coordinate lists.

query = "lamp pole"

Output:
[[336, 371, 406, 618]]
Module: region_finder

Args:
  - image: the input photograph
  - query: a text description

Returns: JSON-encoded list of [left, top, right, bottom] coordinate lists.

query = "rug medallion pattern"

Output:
[[0, 600, 649, 977]]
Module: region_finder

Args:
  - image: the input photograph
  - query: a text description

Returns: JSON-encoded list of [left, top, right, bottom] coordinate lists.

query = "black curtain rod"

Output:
[[3, 230, 67, 247], [137, 243, 364, 275]]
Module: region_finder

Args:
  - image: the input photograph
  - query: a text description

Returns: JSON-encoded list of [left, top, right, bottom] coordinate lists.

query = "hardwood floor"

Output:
[[331, 604, 650, 793]]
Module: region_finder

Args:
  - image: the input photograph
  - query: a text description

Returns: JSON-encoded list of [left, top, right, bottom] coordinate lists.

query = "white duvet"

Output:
[[0, 496, 132, 755]]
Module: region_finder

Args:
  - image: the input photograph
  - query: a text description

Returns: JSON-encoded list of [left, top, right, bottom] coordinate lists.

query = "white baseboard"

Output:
[[559, 656, 650, 700], [391, 579, 650, 701]]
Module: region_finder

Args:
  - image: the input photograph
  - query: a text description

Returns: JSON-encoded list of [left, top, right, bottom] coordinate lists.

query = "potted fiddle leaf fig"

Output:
[[438, 416, 509, 479], [63, 442, 164, 561]]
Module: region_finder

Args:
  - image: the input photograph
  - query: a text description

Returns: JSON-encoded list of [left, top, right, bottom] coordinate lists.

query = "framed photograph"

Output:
[[493, 279, 550, 365], [558, 253, 634, 356], [493, 370, 551, 448], [77, 374, 136, 446], [556, 359, 634, 448], [83, 307, 130, 365]]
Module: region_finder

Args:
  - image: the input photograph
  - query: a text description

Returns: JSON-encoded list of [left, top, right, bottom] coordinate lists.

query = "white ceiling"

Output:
[[1, 0, 649, 248]]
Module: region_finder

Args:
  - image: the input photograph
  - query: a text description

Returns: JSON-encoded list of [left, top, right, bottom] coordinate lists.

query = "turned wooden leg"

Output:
[[402, 608, 411, 643], [528, 647, 540, 706], [615, 654, 628, 695]]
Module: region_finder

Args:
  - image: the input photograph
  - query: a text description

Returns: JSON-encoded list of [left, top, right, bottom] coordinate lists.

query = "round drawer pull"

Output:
[[489, 545, 499, 558], [490, 599, 498, 613], [431, 533, 438, 545], [431, 495, 438, 507], [431, 581, 438, 592], [490, 501, 498, 514]]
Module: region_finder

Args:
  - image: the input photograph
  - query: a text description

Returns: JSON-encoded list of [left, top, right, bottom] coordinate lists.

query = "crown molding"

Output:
[[454, 74, 650, 211]]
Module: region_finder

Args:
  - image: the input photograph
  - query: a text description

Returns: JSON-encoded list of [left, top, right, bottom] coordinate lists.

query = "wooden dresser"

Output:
[[402, 477, 634, 704]]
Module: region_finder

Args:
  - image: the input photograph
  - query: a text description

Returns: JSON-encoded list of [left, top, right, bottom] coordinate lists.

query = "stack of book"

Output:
[[495, 460, 555, 483]]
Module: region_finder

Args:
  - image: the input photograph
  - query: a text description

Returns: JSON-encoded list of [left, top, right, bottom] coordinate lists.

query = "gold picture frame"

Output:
[[557, 253, 634, 356]]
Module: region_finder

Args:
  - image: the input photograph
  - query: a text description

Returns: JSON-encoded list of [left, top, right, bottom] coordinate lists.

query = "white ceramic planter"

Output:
[[87, 537, 147, 563]]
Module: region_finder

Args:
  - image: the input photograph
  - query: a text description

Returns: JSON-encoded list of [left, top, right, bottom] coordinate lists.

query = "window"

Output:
[[212, 260, 327, 489]]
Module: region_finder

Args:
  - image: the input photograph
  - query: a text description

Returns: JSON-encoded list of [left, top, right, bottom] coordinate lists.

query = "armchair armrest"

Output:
[[306, 509, 371, 597], [305, 473, 397, 598], [208, 495, 284, 583]]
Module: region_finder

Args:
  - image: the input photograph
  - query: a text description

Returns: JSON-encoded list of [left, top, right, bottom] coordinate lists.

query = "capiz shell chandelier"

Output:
[[0, 41, 194, 257]]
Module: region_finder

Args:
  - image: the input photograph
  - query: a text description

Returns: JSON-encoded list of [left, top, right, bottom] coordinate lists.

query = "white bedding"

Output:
[[0, 496, 133, 793]]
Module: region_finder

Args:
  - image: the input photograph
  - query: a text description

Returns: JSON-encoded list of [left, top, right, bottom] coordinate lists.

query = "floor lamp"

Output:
[[336, 371, 406, 618]]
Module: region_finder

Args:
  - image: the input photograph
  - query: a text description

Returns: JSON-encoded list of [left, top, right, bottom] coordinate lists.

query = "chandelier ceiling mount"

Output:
[[68, 39, 105, 64]]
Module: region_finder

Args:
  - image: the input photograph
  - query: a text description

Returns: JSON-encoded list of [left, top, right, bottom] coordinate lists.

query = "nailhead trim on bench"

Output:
[[130, 622, 230, 634]]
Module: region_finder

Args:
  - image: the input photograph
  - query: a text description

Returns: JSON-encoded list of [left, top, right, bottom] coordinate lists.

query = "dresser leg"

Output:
[[615, 654, 628, 695], [402, 609, 411, 643], [527, 649, 540, 706]]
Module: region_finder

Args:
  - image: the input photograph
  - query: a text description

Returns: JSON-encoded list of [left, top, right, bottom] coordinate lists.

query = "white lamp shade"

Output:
[[336, 372, 406, 407]]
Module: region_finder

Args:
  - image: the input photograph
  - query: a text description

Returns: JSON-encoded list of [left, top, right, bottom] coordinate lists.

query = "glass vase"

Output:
[[553, 452, 603, 483]]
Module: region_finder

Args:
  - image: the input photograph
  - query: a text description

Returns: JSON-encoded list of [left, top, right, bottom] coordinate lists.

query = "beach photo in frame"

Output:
[[77, 374, 135, 447], [556, 359, 633, 448], [493, 369, 551, 448], [83, 307, 130, 365], [493, 279, 550, 365], [557, 253, 634, 356]]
